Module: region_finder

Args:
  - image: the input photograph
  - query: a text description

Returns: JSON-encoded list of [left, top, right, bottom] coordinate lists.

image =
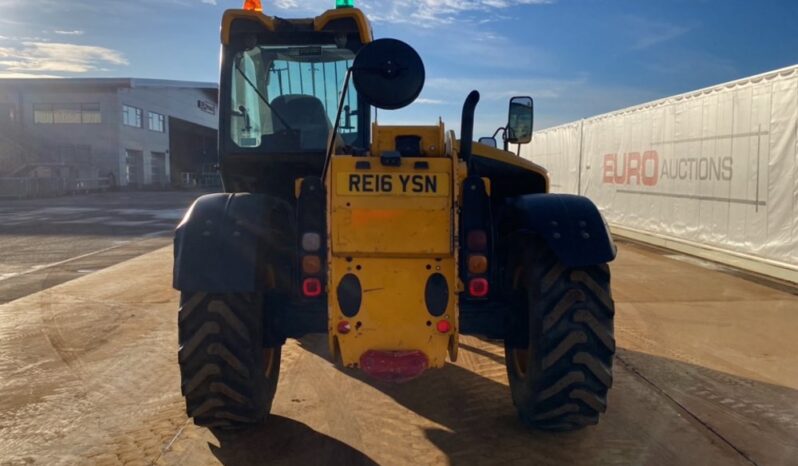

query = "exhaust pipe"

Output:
[[460, 90, 481, 165]]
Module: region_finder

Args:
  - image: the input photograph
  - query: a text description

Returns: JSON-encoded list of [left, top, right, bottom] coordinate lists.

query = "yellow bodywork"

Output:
[[220, 5, 550, 377], [327, 125, 461, 368]]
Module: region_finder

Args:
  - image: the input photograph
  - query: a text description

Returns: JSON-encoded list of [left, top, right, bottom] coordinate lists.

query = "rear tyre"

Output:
[[505, 239, 615, 431], [178, 292, 281, 430]]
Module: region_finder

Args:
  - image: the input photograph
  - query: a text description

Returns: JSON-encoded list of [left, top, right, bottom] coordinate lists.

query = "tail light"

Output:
[[302, 278, 323, 298], [297, 177, 325, 299], [461, 177, 492, 300], [469, 278, 489, 298]]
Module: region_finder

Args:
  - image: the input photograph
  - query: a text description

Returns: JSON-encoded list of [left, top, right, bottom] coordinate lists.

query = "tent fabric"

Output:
[[520, 65, 798, 269]]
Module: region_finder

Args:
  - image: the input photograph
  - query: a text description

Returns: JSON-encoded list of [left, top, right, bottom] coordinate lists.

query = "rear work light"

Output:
[[302, 278, 323, 298], [243, 0, 263, 11], [469, 278, 489, 298]]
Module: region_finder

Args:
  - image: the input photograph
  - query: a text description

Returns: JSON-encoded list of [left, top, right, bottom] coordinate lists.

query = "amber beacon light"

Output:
[[243, 0, 263, 11]]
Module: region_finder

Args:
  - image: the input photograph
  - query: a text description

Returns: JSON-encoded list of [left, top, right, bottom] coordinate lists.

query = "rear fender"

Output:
[[512, 194, 616, 268], [173, 193, 295, 292]]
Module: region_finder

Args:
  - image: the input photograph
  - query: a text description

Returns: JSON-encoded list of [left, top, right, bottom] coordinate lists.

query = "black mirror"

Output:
[[478, 137, 497, 148], [507, 96, 534, 144], [352, 38, 425, 110]]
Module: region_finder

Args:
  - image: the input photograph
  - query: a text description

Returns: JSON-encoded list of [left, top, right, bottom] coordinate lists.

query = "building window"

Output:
[[148, 111, 165, 132], [53, 104, 82, 124], [81, 103, 101, 124], [122, 105, 142, 128], [33, 104, 53, 124], [33, 103, 102, 124]]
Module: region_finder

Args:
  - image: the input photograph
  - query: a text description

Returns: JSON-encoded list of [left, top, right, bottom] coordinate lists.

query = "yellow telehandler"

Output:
[[174, 0, 616, 431]]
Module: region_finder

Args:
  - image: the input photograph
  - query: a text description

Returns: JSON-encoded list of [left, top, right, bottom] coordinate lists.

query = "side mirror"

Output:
[[478, 137, 497, 148], [507, 96, 534, 144], [352, 38, 425, 110]]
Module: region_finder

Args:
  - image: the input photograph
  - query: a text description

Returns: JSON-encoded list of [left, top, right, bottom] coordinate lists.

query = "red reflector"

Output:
[[302, 278, 322, 297], [360, 350, 428, 383], [469, 278, 489, 298], [337, 321, 351, 334], [467, 230, 488, 251], [436, 320, 451, 333]]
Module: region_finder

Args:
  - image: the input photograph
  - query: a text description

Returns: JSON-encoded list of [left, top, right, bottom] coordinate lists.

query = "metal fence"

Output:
[[179, 172, 222, 189], [0, 177, 112, 199]]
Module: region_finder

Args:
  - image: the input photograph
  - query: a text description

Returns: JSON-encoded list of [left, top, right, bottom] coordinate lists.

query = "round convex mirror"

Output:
[[352, 38, 425, 110]]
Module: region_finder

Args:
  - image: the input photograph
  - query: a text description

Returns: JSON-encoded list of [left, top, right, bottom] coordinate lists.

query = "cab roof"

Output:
[[221, 8, 373, 45]]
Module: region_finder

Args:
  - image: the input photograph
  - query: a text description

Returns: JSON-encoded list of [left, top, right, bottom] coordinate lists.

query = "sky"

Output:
[[1, 0, 797, 136]]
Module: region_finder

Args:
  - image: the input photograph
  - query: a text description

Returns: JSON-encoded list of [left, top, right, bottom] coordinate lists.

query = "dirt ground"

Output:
[[0, 241, 796, 465]]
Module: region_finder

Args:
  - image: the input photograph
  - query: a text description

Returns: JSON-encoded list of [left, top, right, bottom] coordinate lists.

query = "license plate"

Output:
[[337, 172, 450, 197]]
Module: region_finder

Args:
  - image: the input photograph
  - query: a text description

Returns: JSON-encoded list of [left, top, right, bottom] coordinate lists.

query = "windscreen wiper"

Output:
[[234, 62, 293, 131]]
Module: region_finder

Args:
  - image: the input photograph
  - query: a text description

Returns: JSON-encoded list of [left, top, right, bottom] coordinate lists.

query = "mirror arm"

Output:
[[322, 67, 354, 181], [460, 90, 481, 167], [492, 126, 505, 139]]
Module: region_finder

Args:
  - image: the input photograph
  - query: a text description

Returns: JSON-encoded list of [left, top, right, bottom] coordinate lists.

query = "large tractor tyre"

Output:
[[505, 239, 615, 431], [178, 292, 281, 430]]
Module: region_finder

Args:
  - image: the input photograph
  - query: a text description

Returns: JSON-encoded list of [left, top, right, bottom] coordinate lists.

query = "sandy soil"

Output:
[[0, 242, 795, 465]]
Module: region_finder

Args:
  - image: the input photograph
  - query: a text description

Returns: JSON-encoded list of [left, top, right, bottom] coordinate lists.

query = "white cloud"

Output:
[[0, 72, 61, 78], [0, 41, 129, 75], [624, 16, 693, 51], [53, 30, 85, 36], [425, 76, 565, 101], [393, 0, 551, 24], [270, 0, 552, 24], [416, 97, 446, 104]]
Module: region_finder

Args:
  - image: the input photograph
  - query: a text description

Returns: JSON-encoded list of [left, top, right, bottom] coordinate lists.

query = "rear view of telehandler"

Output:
[[174, 0, 617, 432]]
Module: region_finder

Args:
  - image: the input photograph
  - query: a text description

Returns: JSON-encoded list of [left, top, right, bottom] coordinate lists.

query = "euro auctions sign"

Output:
[[602, 152, 733, 186], [519, 64, 798, 270]]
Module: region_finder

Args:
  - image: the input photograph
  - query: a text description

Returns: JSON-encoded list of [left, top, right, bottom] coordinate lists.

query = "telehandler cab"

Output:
[[174, 0, 617, 431]]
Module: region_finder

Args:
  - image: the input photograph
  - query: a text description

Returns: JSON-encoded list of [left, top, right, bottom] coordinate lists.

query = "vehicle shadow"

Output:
[[296, 334, 568, 465], [209, 414, 379, 466], [295, 334, 798, 466]]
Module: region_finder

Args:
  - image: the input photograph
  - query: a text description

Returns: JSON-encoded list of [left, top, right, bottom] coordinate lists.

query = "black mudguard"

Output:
[[512, 194, 617, 267], [173, 193, 295, 293]]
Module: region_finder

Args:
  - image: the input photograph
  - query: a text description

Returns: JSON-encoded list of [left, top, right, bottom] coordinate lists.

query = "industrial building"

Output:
[[0, 78, 218, 195]]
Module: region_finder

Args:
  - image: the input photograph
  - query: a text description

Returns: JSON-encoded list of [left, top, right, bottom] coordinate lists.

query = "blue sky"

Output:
[[1, 0, 797, 135]]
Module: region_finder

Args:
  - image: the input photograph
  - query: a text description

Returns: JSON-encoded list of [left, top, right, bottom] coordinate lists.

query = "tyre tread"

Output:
[[178, 292, 280, 430], [505, 238, 615, 432]]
